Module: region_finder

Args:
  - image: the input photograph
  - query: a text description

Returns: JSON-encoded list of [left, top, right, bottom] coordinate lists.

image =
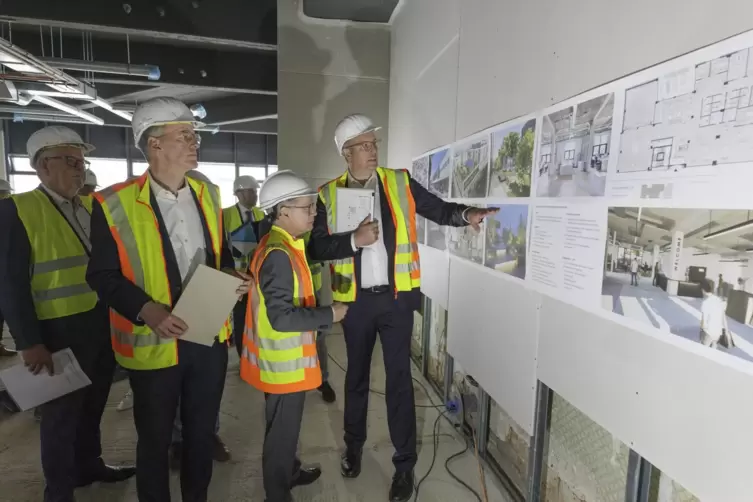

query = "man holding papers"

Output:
[[240, 170, 348, 502], [86, 97, 250, 502], [308, 113, 497, 502], [0, 126, 135, 502]]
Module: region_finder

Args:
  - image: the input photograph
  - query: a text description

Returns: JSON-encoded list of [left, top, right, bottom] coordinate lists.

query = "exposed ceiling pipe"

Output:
[[0, 105, 65, 115], [40, 57, 161, 80], [29, 94, 104, 125], [210, 114, 278, 126], [13, 111, 94, 125]]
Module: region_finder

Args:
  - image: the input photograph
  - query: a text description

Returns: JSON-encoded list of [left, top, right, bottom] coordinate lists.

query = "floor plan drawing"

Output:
[[618, 46, 753, 174]]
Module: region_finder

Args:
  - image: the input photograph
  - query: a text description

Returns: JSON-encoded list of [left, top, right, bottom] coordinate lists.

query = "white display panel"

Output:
[[447, 256, 539, 435], [538, 295, 753, 502], [418, 243, 450, 310]]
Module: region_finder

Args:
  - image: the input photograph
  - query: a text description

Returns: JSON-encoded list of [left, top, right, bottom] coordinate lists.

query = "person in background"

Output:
[[79, 169, 99, 197], [700, 278, 728, 349], [240, 169, 348, 502], [0, 179, 16, 358], [630, 257, 639, 286], [86, 97, 249, 502], [653, 261, 661, 286], [308, 113, 497, 502], [224, 175, 265, 359], [0, 126, 136, 502]]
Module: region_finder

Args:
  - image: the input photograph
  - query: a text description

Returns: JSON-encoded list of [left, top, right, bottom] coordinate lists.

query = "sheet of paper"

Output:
[[335, 188, 375, 233], [0, 348, 91, 411], [172, 264, 244, 346]]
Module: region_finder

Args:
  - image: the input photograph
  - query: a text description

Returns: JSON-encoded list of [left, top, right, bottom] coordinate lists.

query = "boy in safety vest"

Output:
[[240, 170, 348, 502]]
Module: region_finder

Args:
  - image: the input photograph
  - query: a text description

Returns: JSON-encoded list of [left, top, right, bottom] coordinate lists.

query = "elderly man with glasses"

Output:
[[0, 126, 136, 502]]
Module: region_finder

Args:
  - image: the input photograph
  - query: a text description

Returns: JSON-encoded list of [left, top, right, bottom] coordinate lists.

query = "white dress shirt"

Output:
[[39, 185, 92, 251], [347, 173, 390, 288], [149, 173, 207, 285]]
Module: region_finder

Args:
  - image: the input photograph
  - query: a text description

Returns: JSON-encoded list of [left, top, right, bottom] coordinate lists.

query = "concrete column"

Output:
[[666, 231, 684, 295], [651, 244, 660, 279], [0, 129, 7, 182], [277, 0, 391, 189]]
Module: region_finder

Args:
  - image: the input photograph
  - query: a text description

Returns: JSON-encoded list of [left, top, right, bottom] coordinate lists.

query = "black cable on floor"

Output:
[[444, 439, 483, 502], [413, 411, 445, 501]]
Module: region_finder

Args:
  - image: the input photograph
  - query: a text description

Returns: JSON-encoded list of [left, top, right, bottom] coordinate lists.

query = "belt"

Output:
[[360, 285, 391, 295]]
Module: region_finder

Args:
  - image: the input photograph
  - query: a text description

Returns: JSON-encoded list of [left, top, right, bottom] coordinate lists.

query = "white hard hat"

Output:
[[234, 175, 260, 192], [26, 126, 95, 162], [334, 114, 381, 155], [0, 179, 12, 192], [84, 169, 98, 187], [132, 97, 205, 144], [258, 170, 317, 211]]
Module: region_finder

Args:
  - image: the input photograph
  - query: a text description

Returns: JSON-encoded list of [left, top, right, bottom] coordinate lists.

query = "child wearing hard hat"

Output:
[[239, 170, 348, 501]]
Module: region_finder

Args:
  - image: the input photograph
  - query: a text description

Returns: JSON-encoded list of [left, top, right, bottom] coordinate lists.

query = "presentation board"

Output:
[[408, 28, 753, 501]]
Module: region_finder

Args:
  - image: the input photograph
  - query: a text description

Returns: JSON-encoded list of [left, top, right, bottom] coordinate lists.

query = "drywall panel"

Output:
[[418, 244, 450, 310], [538, 296, 753, 502], [387, 33, 414, 170], [278, 71, 389, 179], [446, 257, 538, 434], [411, 38, 460, 157], [456, 0, 753, 140], [279, 0, 390, 80], [392, 0, 460, 83]]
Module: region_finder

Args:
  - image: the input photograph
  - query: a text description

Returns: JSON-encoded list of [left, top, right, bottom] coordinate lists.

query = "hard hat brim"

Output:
[[133, 120, 206, 144], [338, 125, 382, 156], [259, 187, 318, 211]]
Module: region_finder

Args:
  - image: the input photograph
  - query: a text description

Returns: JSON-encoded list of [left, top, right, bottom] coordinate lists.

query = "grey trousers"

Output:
[[316, 331, 329, 382], [263, 392, 305, 502]]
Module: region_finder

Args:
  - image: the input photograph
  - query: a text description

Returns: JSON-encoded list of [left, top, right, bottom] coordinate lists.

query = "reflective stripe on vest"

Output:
[[95, 172, 230, 371], [318, 167, 421, 301], [240, 226, 322, 394], [13, 189, 97, 320]]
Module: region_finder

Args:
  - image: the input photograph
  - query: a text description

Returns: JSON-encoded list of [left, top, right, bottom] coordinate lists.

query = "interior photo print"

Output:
[[412, 155, 430, 188], [489, 119, 535, 198], [536, 93, 613, 198], [484, 204, 529, 279], [602, 206, 753, 362]]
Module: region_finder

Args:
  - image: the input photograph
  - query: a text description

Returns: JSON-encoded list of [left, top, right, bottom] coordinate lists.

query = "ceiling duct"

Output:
[[40, 57, 161, 81]]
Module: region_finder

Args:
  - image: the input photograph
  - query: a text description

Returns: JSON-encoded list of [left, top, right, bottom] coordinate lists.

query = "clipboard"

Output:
[[335, 187, 375, 233]]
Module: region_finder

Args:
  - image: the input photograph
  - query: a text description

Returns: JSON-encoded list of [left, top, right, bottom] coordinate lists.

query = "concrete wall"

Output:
[[390, 0, 753, 500], [277, 0, 391, 189]]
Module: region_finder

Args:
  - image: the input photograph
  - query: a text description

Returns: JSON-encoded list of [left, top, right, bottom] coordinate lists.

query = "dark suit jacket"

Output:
[[307, 170, 470, 311], [0, 196, 109, 351], [86, 185, 234, 326]]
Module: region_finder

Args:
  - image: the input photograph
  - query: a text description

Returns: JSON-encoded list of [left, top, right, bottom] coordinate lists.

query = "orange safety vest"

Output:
[[95, 172, 230, 370], [240, 225, 321, 394]]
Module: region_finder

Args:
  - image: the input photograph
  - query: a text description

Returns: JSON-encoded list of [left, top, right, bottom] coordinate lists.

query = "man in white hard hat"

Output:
[[0, 126, 136, 501], [86, 97, 250, 502], [0, 179, 16, 358], [240, 170, 348, 502], [225, 174, 265, 359], [308, 114, 497, 501], [79, 168, 99, 196]]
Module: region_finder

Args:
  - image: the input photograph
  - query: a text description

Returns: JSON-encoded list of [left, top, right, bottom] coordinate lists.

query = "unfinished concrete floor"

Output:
[[0, 327, 513, 501]]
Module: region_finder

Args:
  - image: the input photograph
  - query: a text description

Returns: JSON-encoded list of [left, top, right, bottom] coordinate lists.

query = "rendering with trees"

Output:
[[484, 204, 529, 279], [489, 119, 536, 198]]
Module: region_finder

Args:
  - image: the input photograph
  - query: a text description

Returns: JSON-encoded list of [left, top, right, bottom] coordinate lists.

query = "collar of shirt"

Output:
[[148, 172, 190, 202], [347, 170, 377, 189], [39, 184, 81, 208]]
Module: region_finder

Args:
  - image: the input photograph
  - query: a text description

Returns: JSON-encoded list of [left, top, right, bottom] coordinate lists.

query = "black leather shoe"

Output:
[[389, 471, 414, 502], [291, 466, 321, 488], [76, 465, 136, 487], [0, 345, 16, 357], [340, 448, 362, 478], [213, 434, 231, 462], [318, 382, 336, 403]]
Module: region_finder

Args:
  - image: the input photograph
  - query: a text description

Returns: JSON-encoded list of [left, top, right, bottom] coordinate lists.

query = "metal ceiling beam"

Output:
[[2, 30, 277, 92], [0, 0, 276, 49]]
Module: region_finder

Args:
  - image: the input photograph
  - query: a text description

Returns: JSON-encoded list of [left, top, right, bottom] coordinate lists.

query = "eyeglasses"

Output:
[[43, 155, 91, 169], [156, 130, 202, 147], [346, 139, 381, 153], [283, 203, 317, 214]]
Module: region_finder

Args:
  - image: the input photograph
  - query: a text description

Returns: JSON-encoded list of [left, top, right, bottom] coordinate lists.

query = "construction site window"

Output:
[[196, 162, 236, 208]]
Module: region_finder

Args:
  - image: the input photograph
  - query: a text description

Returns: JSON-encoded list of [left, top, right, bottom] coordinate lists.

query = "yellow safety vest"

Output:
[[240, 226, 321, 394], [12, 189, 98, 320], [223, 203, 266, 271], [95, 173, 230, 370], [318, 167, 421, 301], [301, 231, 322, 292]]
